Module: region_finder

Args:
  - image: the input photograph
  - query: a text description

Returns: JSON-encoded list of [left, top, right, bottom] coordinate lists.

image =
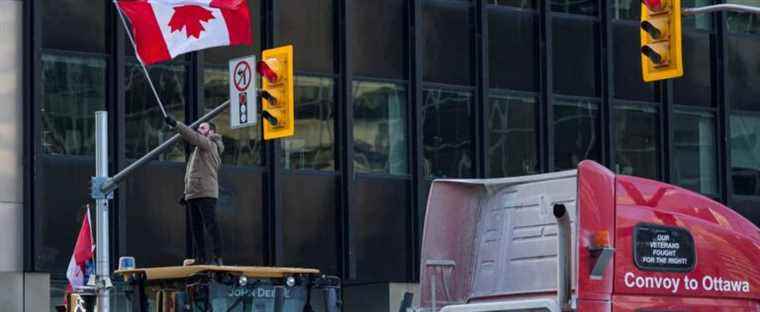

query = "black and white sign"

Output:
[[229, 55, 258, 129], [634, 223, 696, 272]]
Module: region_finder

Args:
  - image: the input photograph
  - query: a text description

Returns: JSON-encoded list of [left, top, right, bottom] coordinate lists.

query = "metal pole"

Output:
[[684, 4, 760, 15], [100, 100, 230, 194], [554, 204, 572, 311], [430, 275, 436, 312], [95, 111, 111, 312]]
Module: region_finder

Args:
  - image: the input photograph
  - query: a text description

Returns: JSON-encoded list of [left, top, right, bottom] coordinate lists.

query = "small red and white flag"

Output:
[[65, 207, 94, 299], [117, 0, 252, 65]]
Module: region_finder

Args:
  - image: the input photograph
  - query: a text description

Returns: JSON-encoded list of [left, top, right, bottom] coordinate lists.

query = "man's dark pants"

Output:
[[187, 197, 222, 263]]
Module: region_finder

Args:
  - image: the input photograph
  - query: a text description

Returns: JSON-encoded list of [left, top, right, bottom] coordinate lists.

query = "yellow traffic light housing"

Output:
[[640, 0, 683, 82], [260, 45, 295, 140]]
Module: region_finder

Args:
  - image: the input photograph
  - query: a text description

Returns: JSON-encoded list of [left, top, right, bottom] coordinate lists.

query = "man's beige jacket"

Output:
[[177, 123, 224, 200]]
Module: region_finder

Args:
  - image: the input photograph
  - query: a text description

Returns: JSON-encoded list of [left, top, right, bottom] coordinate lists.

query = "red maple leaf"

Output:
[[168, 5, 215, 39]]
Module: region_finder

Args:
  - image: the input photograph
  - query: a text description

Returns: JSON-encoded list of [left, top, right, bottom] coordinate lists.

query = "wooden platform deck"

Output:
[[114, 265, 320, 281]]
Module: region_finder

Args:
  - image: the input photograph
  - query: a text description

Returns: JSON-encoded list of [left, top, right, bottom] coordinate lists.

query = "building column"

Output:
[[0, 0, 50, 311]]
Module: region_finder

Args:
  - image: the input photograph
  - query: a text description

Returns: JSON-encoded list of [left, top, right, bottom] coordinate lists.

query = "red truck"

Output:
[[417, 160, 760, 311]]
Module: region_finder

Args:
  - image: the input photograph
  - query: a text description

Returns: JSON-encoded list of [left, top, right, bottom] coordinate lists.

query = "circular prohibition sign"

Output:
[[233, 61, 252, 92]]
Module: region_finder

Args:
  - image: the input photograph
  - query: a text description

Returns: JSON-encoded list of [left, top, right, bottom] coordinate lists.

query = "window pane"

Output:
[[203, 66, 263, 166], [551, 0, 597, 15], [488, 0, 536, 8], [553, 18, 599, 97], [353, 81, 408, 175], [553, 98, 601, 170], [673, 110, 717, 196], [351, 0, 405, 78], [123, 164, 186, 267], [673, 32, 712, 106], [218, 170, 266, 265], [612, 23, 657, 102], [423, 2, 473, 85], [351, 178, 410, 281], [36, 157, 93, 272], [727, 0, 760, 34], [488, 94, 537, 177], [683, 0, 715, 31], [731, 113, 760, 196], [489, 8, 538, 92], [610, 0, 639, 20], [281, 174, 338, 275], [125, 59, 187, 160], [42, 0, 105, 52], [422, 89, 473, 178], [204, 0, 261, 65], [282, 76, 335, 170], [41, 53, 106, 156], [726, 35, 760, 111], [615, 104, 660, 179], [276, 0, 334, 73]]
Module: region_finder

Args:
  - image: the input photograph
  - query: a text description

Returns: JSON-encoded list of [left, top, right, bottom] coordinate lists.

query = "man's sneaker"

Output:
[[183, 258, 208, 266]]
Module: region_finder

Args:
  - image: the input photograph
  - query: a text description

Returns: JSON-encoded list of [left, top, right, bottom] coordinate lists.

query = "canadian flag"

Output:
[[65, 207, 95, 300], [117, 0, 252, 65]]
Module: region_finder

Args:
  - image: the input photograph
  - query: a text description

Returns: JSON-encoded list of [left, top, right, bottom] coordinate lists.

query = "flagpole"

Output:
[[112, 0, 169, 118]]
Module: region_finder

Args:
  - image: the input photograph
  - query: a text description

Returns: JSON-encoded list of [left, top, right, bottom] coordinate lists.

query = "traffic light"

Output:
[[640, 0, 683, 82], [259, 45, 295, 140]]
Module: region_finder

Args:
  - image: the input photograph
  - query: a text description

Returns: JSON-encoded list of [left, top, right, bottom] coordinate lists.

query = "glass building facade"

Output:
[[19, 0, 760, 309]]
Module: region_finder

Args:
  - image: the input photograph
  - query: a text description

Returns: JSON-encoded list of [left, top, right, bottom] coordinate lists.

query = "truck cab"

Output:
[[418, 160, 760, 311]]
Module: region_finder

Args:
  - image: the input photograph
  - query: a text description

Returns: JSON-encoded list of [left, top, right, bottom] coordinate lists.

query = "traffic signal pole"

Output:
[[683, 4, 760, 15], [90, 100, 229, 311]]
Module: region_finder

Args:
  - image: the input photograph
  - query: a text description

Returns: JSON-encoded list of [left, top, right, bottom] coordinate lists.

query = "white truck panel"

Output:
[[420, 170, 578, 310]]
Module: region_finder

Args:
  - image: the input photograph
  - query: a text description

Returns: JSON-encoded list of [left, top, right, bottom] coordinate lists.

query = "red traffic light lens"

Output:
[[257, 60, 279, 83], [642, 0, 663, 11]]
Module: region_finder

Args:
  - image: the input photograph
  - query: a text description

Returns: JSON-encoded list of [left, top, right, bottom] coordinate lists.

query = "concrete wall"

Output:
[[0, 1, 50, 311], [0, 273, 51, 312], [0, 0, 23, 274]]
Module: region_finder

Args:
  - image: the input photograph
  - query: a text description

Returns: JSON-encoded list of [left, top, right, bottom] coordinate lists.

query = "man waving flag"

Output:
[[116, 0, 252, 65]]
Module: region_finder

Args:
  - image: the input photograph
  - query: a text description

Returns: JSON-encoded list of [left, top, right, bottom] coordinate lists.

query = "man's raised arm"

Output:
[[165, 116, 215, 151]]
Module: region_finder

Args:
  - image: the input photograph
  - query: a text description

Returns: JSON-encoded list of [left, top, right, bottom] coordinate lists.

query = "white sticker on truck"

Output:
[[624, 272, 751, 294], [624, 272, 681, 293]]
